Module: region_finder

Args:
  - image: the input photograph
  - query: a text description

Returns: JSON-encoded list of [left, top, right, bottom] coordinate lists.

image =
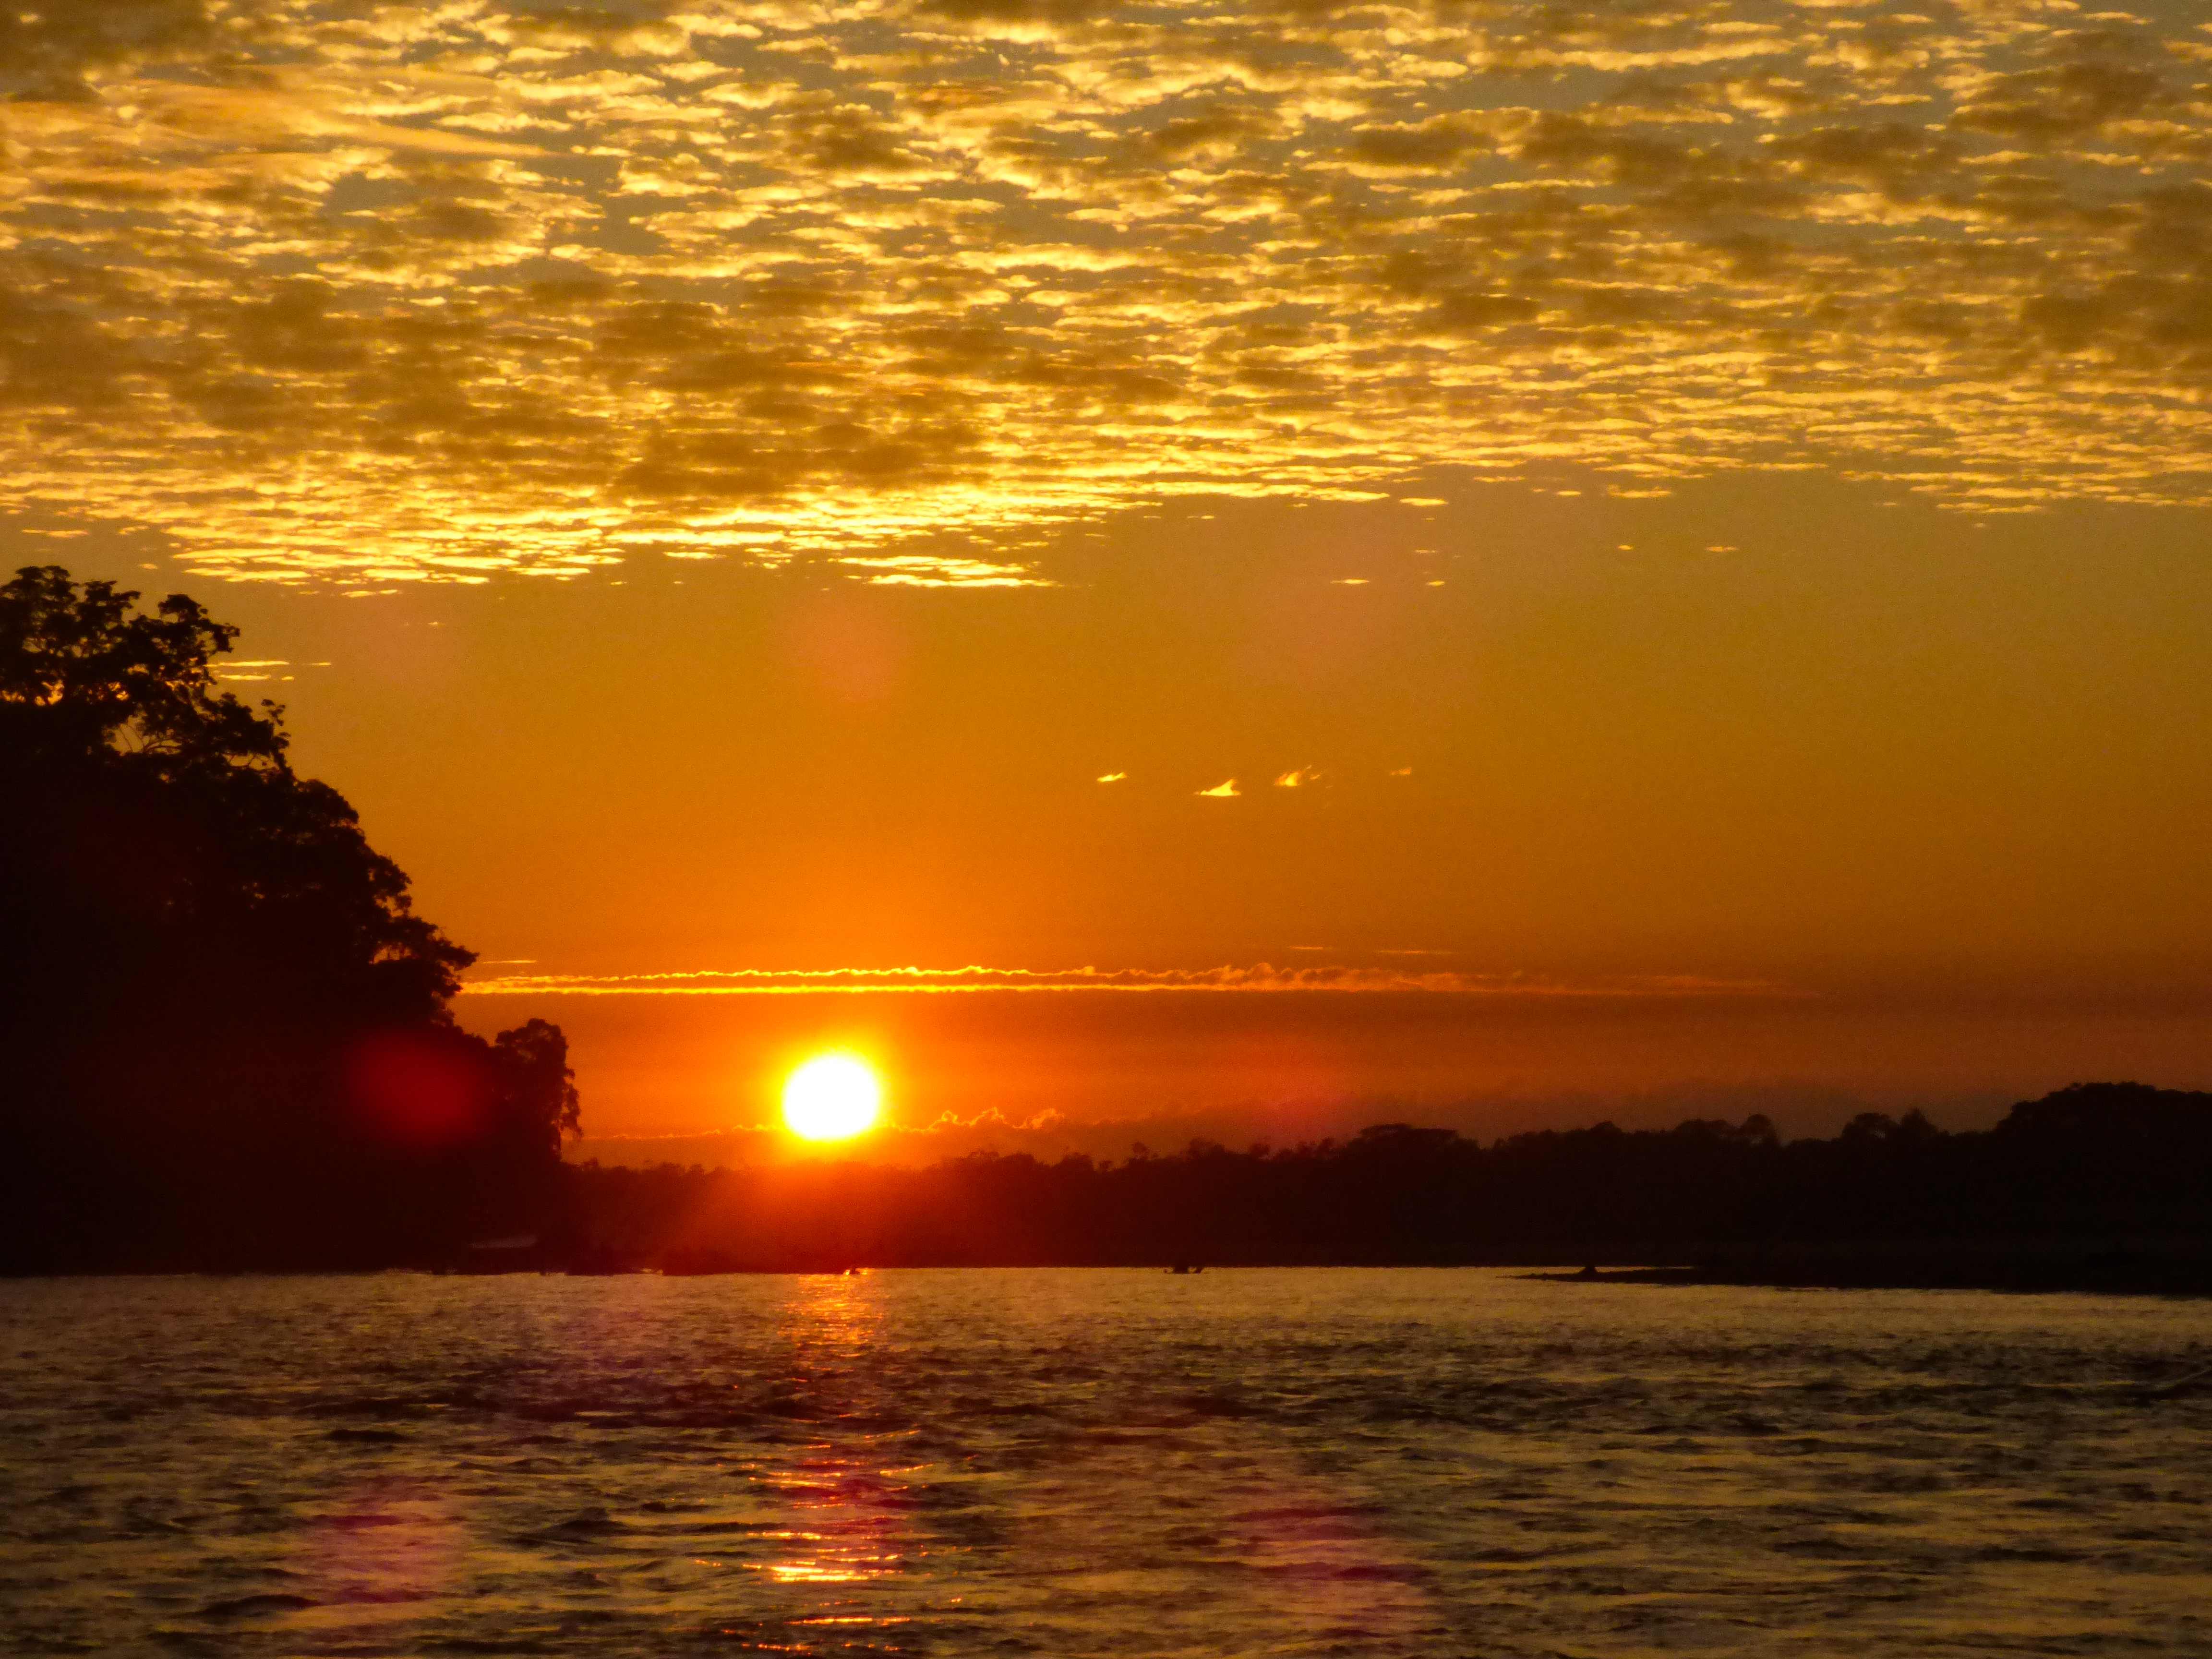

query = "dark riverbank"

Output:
[[544, 1082, 2210, 1282], [9, 1081, 2208, 1277], [1529, 1238, 2212, 1297]]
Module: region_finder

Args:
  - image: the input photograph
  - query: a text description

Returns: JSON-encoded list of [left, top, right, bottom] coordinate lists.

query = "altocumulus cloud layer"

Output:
[[3, 0, 2207, 584]]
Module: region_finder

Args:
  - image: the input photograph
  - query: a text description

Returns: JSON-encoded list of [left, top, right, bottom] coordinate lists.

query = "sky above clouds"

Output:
[[7, 0, 2211, 1153]]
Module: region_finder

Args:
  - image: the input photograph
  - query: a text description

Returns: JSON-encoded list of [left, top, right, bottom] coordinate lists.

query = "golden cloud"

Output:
[[457, 963, 1788, 996], [1, 0, 2206, 585]]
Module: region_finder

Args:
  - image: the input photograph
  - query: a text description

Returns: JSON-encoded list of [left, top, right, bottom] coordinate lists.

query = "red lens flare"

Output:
[[344, 1032, 491, 1150]]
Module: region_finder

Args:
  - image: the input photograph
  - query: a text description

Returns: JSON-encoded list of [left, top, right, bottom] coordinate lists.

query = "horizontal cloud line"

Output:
[[459, 964, 1789, 998]]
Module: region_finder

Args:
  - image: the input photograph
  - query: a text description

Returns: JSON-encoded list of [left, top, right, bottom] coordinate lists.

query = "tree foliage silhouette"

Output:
[[576, 1087, 2212, 1286], [0, 566, 575, 1270]]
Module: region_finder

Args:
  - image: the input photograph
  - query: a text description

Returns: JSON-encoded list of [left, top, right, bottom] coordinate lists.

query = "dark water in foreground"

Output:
[[2, 1272, 2209, 1658]]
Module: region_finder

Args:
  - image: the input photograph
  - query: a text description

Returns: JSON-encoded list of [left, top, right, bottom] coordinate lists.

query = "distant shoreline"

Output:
[[13, 1082, 2211, 1278], [1525, 1245, 2212, 1298], [10, 1254, 2212, 1298]]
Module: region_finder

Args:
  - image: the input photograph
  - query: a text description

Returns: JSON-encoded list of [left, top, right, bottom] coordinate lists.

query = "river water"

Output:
[[3, 1271, 2208, 1657]]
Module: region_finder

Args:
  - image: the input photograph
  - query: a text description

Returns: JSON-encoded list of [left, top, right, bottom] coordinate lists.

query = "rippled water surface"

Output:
[[4, 1271, 2210, 1657]]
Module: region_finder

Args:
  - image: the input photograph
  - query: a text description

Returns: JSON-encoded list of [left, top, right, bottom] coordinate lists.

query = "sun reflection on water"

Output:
[[758, 1455, 914, 1587], [756, 1272, 929, 1593]]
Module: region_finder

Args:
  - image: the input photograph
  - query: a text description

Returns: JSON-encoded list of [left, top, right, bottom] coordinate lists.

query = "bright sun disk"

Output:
[[781, 1054, 882, 1142]]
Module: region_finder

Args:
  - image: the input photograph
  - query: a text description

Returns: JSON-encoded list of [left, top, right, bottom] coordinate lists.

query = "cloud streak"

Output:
[[1, 0, 2206, 584], [458, 963, 1786, 997]]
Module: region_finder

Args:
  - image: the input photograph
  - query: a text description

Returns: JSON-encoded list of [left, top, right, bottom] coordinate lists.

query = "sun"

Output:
[[781, 1054, 882, 1142]]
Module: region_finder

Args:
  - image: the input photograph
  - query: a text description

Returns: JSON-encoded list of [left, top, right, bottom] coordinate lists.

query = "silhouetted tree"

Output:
[[0, 566, 576, 1270], [568, 1085, 2211, 1279], [495, 1019, 584, 1158]]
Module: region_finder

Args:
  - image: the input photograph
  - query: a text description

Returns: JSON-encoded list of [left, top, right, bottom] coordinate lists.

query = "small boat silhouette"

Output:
[[1168, 1263, 1202, 1275]]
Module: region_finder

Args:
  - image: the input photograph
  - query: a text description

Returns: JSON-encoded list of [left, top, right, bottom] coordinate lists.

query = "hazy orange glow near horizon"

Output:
[[9, 0, 2211, 1159]]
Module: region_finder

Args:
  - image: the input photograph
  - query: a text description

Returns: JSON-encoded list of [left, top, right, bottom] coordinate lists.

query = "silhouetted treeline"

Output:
[[1, 567, 579, 1271], [571, 1083, 2212, 1277]]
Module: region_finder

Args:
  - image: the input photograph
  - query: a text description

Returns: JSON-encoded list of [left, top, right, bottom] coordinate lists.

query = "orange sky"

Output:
[[7, 0, 2210, 1157]]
